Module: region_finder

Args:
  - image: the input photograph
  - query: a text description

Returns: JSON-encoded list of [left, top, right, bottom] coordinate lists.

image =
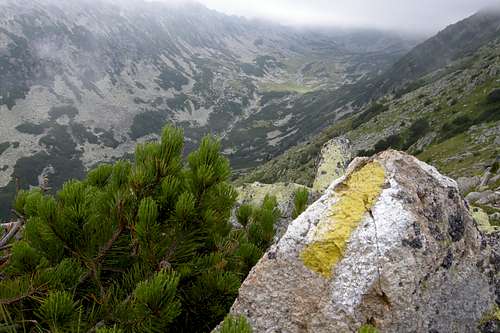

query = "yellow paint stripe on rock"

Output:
[[300, 162, 385, 278]]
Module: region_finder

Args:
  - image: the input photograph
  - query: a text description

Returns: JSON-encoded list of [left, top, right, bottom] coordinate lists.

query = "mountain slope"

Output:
[[239, 24, 500, 186], [228, 7, 500, 171], [0, 0, 415, 218], [369, 7, 500, 98]]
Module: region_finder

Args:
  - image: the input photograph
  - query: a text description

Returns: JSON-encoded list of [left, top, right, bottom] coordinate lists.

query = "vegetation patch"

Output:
[[240, 55, 281, 78], [219, 315, 253, 333], [240, 63, 265, 77], [48, 105, 79, 120], [0, 142, 10, 155], [402, 118, 430, 150], [393, 78, 428, 98], [292, 187, 309, 219], [259, 81, 315, 94], [359, 324, 380, 333], [259, 91, 290, 105], [167, 93, 190, 110], [0, 127, 277, 332], [94, 128, 120, 148], [478, 305, 500, 331], [0, 181, 16, 220], [130, 111, 168, 139], [16, 122, 48, 135], [70, 123, 99, 145], [0, 32, 40, 109], [157, 67, 188, 91], [351, 103, 388, 130], [417, 133, 496, 177]]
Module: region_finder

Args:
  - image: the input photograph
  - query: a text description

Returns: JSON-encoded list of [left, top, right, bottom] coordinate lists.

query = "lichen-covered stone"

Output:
[[312, 137, 351, 194], [227, 150, 499, 333], [472, 207, 496, 233]]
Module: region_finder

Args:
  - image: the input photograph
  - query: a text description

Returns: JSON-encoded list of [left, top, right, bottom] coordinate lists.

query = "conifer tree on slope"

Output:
[[0, 126, 278, 332]]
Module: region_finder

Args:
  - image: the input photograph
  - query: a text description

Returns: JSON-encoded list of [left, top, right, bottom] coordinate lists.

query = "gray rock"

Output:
[[479, 168, 493, 188], [487, 88, 500, 103], [489, 212, 500, 222], [466, 191, 492, 204], [488, 174, 500, 186], [457, 176, 481, 194], [227, 150, 498, 333], [477, 192, 500, 206]]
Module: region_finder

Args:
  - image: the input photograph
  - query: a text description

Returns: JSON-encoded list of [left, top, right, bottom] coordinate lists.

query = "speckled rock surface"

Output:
[[312, 137, 351, 194], [228, 150, 499, 332]]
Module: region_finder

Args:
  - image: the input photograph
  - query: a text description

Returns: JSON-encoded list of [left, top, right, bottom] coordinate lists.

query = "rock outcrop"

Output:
[[312, 137, 351, 193], [462, 159, 500, 230], [227, 150, 499, 332]]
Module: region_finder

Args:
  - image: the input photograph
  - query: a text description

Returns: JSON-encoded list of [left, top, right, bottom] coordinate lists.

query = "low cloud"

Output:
[[182, 0, 500, 34]]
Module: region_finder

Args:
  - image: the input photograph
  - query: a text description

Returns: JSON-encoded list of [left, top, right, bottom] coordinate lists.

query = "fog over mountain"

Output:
[[170, 0, 500, 34]]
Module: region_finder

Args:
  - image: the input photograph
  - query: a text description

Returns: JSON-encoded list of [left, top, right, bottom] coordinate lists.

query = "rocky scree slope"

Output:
[[227, 150, 500, 332], [0, 0, 415, 219]]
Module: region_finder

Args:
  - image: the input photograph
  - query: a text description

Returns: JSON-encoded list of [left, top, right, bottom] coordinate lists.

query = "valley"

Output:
[[0, 0, 417, 218], [241, 10, 500, 186]]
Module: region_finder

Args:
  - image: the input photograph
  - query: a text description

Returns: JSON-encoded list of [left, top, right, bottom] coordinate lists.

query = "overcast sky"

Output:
[[171, 0, 500, 34]]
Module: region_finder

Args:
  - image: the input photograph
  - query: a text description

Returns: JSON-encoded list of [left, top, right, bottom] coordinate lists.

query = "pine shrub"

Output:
[[243, 195, 280, 250], [0, 126, 270, 332], [219, 315, 252, 333], [292, 188, 309, 219]]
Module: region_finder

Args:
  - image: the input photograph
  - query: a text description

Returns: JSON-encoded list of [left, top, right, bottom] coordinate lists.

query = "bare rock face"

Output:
[[228, 150, 499, 332], [312, 137, 351, 194]]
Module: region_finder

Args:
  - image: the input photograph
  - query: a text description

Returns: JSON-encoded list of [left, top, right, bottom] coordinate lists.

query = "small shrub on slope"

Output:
[[292, 188, 309, 219], [219, 315, 252, 333]]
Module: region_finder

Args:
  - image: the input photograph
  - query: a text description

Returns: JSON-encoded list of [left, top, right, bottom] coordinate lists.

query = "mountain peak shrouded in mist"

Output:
[[21, 0, 500, 35], [175, 0, 500, 34]]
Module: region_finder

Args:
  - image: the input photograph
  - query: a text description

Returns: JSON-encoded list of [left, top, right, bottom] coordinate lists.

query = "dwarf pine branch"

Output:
[[0, 126, 277, 332]]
